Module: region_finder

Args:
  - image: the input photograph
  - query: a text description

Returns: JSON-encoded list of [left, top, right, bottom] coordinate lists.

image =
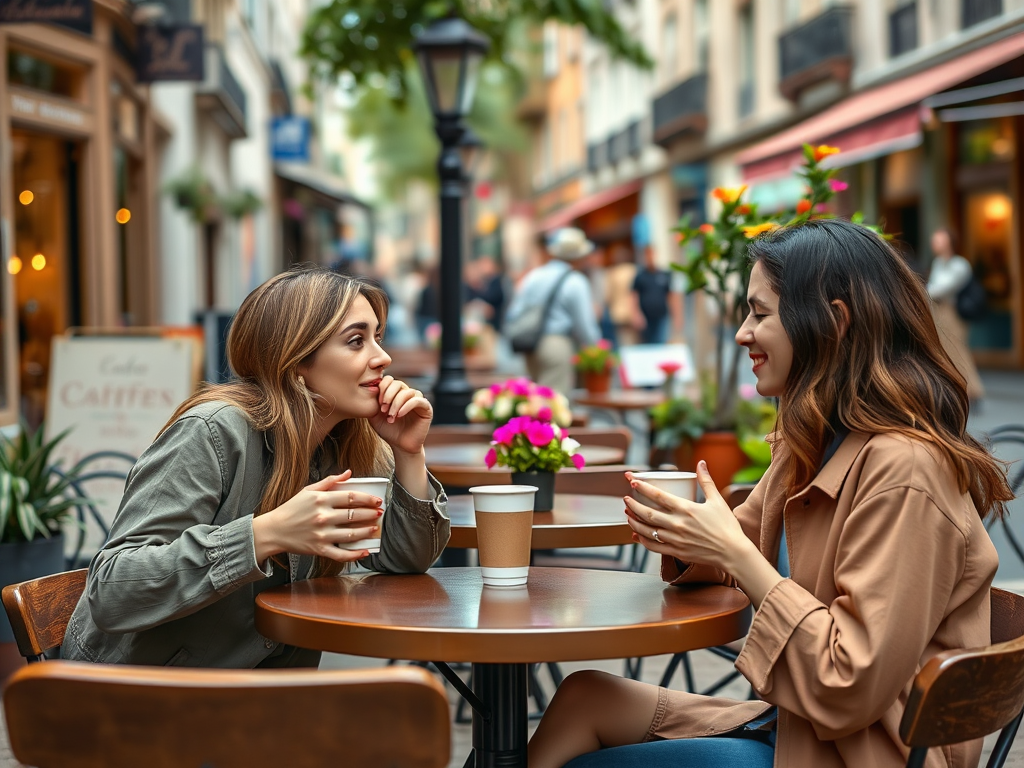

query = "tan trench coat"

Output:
[[655, 430, 999, 768]]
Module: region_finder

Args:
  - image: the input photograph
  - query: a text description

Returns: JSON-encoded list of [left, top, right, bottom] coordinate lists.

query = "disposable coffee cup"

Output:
[[630, 471, 697, 510], [333, 476, 390, 554], [469, 485, 537, 587]]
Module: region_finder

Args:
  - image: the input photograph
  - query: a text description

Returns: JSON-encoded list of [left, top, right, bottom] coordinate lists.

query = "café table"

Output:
[[255, 567, 751, 768], [445, 493, 632, 550], [574, 389, 665, 447], [426, 442, 624, 468]]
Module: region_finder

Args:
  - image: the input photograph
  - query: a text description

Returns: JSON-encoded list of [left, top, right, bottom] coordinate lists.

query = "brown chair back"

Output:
[[899, 588, 1024, 767], [424, 424, 494, 446], [563, 426, 632, 452], [3, 660, 451, 768], [2, 568, 87, 662], [723, 484, 756, 510]]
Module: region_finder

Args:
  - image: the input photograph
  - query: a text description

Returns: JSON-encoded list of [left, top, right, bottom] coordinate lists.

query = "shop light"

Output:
[[984, 196, 1011, 223], [7, 255, 22, 275], [31, 253, 46, 271], [19, 190, 34, 205], [116, 208, 131, 224]]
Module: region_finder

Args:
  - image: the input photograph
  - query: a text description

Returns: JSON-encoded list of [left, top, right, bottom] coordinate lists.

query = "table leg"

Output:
[[472, 662, 528, 768]]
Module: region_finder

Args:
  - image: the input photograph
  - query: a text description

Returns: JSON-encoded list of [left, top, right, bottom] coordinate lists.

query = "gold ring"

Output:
[[652, 529, 661, 543]]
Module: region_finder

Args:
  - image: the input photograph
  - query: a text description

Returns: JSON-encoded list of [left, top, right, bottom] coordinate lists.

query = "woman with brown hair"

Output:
[[64, 265, 449, 668], [528, 218, 1012, 768]]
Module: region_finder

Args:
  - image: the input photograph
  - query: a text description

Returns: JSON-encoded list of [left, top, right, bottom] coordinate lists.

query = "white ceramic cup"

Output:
[[468, 485, 538, 587], [333, 477, 390, 553], [630, 471, 697, 510]]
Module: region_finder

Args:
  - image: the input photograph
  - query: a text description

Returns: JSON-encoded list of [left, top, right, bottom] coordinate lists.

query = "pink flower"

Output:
[[535, 385, 554, 398], [829, 179, 849, 192], [537, 406, 552, 422], [526, 420, 555, 447], [571, 453, 586, 470], [489, 383, 503, 395], [484, 447, 497, 469], [492, 423, 516, 446], [596, 339, 612, 351], [509, 380, 530, 397], [739, 383, 759, 401]]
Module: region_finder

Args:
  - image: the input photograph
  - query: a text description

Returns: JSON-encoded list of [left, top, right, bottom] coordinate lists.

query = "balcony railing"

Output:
[[889, 3, 917, 58], [651, 73, 708, 146], [778, 5, 854, 101], [607, 129, 630, 165], [626, 120, 641, 156], [587, 142, 605, 173], [196, 43, 247, 139], [962, 0, 1002, 28]]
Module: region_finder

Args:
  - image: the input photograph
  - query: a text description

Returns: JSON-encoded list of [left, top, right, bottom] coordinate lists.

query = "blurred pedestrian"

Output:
[[505, 228, 602, 395], [466, 254, 507, 332], [414, 263, 440, 344], [604, 244, 640, 348], [927, 228, 984, 403], [631, 246, 684, 345]]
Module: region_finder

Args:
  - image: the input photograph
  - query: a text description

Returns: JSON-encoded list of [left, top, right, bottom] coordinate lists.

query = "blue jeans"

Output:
[[562, 737, 775, 768]]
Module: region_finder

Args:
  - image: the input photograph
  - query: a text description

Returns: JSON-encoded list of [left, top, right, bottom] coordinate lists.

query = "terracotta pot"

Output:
[[582, 370, 611, 394], [691, 432, 750, 492]]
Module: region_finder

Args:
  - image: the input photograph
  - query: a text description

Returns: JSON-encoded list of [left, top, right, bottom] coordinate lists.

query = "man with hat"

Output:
[[505, 227, 602, 395]]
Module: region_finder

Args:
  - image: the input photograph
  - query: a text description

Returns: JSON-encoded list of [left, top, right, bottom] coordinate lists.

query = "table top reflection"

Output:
[[254, 567, 752, 665], [445, 493, 632, 550]]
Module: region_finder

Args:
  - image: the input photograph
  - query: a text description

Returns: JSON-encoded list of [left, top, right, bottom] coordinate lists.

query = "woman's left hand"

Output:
[[624, 462, 749, 571], [370, 375, 433, 455]]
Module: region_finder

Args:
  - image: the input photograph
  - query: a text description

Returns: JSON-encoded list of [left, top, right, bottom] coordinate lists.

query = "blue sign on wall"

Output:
[[270, 116, 310, 162]]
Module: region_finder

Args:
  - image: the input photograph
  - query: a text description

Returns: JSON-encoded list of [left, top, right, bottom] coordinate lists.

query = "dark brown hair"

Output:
[[748, 218, 1012, 518], [162, 265, 393, 576]]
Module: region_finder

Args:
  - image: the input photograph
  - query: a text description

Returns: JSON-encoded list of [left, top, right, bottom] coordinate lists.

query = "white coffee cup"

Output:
[[468, 485, 537, 587], [630, 471, 697, 510], [333, 476, 390, 553]]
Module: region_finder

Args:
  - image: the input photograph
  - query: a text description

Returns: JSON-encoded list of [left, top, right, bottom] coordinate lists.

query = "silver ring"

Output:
[[348, 509, 354, 522], [652, 529, 661, 543]]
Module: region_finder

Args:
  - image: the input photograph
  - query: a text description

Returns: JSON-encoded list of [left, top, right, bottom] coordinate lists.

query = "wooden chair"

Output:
[[2, 568, 87, 663], [3, 660, 451, 768], [423, 424, 494, 446], [900, 587, 1024, 768]]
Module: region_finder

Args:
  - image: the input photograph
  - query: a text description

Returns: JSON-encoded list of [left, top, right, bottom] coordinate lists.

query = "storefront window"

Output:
[[958, 117, 1015, 165], [7, 50, 78, 98], [11, 129, 82, 428], [963, 190, 1014, 351], [1, 220, 10, 417]]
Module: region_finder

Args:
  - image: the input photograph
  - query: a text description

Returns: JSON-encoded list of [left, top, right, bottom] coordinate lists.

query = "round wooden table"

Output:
[[426, 442, 624, 468], [255, 567, 751, 768], [574, 390, 665, 411], [446, 493, 632, 549]]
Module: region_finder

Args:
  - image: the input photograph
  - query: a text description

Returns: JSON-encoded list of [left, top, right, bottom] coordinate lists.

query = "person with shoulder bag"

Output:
[[926, 228, 985, 404], [504, 228, 602, 395]]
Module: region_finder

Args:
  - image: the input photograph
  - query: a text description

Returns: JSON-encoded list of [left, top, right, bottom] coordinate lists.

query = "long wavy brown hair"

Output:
[[161, 265, 393, 576], [748, 218, 1012, 518]]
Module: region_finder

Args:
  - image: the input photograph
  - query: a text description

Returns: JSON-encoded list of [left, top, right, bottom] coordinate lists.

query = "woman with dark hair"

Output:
[[528, 219, 1012, 768], [64, 265, 450, 668]]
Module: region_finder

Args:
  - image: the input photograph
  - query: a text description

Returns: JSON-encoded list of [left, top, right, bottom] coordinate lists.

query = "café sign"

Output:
[[136, 23, 204, 83], [0, 0, 92, 34]]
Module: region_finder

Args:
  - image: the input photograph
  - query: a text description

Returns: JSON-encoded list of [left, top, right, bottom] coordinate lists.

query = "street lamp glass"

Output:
[[414, 18, 490, 119]]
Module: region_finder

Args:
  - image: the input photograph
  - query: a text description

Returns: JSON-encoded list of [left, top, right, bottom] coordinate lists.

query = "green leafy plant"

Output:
[[164, 167, 218, 223], [732, 392, 778, 484], [0, 422, 89, 544], [649, 395, 709, 452], [572, 340, 617, 374], [221, 188, 263, 220]]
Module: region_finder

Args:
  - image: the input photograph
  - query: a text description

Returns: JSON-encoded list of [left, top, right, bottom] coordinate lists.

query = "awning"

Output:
[[274, 162, 370, 209], [738, 30, 1024, 181], [539, 178, 643, 232]]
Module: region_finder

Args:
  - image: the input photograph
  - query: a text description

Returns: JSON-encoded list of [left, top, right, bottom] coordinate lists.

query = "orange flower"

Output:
[[735, 205, 751, 215], [742, 222, 781, 238], [675, 232, 686, 244], [796, 199, 812, 215], [698, 223, 714, 234], [711, 185, 747, 204], [812, 145, 841, 162]]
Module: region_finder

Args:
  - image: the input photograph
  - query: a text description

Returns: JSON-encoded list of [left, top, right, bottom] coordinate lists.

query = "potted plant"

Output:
[[466, 377, 573, 428], [164, 166, 219, 223], [573, 340, 618, 394], [220, 188, 263, 220], [1, 422, 89, 673], [670, 144, 854, 486], [483, 416, 585, 512]]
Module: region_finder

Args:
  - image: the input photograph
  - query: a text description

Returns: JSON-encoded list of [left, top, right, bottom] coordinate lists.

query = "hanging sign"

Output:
[[270, 116, 311, 162], [137, 23, 205, 83], [0, 0, 93, 34]]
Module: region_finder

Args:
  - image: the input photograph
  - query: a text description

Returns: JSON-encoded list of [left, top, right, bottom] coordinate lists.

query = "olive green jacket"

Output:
[[63, 402, 450, 668]]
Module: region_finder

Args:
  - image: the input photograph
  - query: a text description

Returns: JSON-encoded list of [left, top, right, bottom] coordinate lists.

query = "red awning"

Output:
[[738, 30, 1024, 181], [540, 178, 643, 232]]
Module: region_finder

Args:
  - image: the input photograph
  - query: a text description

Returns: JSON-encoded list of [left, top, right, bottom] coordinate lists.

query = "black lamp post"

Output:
[[413, 17, 490, 424]]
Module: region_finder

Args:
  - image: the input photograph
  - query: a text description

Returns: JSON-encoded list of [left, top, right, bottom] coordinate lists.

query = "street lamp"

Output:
[[414, 17, 490, 424]]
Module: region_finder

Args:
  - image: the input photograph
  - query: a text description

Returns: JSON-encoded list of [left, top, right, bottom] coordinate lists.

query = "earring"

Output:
[[297, 375, 306, 388]]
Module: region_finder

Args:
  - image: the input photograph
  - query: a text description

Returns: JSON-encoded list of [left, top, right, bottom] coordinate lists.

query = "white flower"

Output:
[[560, 437, 580, 455], [494, 396, 513, 420], [466, 403, 484, 421]]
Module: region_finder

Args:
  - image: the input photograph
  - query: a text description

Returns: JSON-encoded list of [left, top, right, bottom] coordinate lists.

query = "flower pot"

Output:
[[511, 470, 556, 512], [582, 370, 611, 394], [0, 533, 66, 682], [691, 432, 750, 493]]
